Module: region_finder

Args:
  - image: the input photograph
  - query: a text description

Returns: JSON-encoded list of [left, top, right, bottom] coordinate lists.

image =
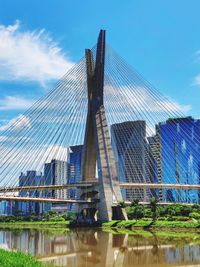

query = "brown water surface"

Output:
[[0, 228, 200, 267]]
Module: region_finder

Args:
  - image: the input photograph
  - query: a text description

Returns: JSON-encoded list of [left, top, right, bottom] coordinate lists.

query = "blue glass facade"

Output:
[[18, 171, 43, 214], [0, 201, 16, 215], [111, 121, 149, 201], [67, 146, 83, 184], [147, 136, 159, 198], [67, 145, 83, 210], [43, 159, 67, 212], [156, 117, 200, 203]]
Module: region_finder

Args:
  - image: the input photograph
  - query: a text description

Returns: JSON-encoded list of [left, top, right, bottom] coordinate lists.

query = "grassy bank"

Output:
[[0, 220, 70, 230], [0, 219, 200, 231], [0, 249, 46, 267], [0, 211, 72, 230], [102, 219, 200, 230]]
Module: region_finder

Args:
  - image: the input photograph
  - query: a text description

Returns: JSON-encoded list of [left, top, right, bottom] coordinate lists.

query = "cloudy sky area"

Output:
[[0, 0, 200, 128]]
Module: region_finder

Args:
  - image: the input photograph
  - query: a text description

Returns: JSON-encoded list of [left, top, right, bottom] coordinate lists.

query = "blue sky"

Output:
[[0, 0, 200, 128]]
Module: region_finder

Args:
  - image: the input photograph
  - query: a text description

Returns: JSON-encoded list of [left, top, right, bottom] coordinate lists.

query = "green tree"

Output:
[[130, 199, 140, 207], [62, 211, 76, 221], [150, 197, 159, 221], [118, 200, 126, 208]]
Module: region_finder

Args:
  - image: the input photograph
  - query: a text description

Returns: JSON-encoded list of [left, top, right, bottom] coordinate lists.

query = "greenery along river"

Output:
[[0, 228, 200, 267]]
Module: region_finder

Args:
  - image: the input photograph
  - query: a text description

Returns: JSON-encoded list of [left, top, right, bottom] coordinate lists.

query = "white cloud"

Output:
[[0, 20, 74, 84], [0, 143, 69, 186], [152, 99, 191, 113], [194, 75, 200, 85], [105, 85, 191, 117], [0, 95, 35, 110], [0, 114, 30, 131], [105, 84, 192, 139], [131, 87, 191, 114]]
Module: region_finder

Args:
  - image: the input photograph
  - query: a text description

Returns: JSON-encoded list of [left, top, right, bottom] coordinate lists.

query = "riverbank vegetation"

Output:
[[0, 221, 70, 231], [0, 211, 72, 229], [102, 219, 200, 229], [0, 249, 45, 267], [0, 210, 75, 223], [106, 200, 200, 230], [0, 201, 200, 230], [120, 199, 200, 221]]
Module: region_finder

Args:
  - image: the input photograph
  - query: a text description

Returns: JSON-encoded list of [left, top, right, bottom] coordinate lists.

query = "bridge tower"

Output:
[[80, 30, 127, 221]]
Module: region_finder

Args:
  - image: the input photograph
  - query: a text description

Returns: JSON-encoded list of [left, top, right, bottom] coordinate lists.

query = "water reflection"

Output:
[[0, 229, 200, 267]]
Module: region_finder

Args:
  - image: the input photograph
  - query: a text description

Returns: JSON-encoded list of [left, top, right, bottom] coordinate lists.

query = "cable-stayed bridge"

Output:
[[0, 30, 200, 221]]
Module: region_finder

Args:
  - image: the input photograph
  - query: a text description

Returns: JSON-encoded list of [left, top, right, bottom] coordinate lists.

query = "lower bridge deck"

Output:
[[0, 196, 96, 203], [0, 182, 199, 193]]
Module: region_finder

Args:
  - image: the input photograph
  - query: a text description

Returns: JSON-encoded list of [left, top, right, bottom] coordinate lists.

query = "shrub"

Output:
[[159, 206, 168, 216], [130, 199, 140, 207], [144, 208, 152, 218], [180, 205, 193, 216], [61, 211, 76, 221], [126, 205, 144, 220], [162, 204, 193, 217], [189, 212, 200, 220], [167, 216, 190, 222], [49, 216, 65, 222]]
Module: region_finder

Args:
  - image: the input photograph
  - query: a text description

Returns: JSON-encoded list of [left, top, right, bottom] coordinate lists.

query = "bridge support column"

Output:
[[80, 30, 127, 222]]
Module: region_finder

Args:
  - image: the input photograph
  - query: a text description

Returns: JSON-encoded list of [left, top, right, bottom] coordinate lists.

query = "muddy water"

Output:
[[0, 228, 200, 267]]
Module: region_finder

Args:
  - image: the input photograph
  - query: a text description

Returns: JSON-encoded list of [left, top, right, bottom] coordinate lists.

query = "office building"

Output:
[[18, 170, 43, 214], [111, 121, 149, 201], [67, 145, 83, 210], [153, 117, 200, 203], [44, 159, 67, 212]]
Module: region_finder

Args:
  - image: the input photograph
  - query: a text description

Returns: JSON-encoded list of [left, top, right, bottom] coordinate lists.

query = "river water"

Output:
[[0, 228, 200, 267]]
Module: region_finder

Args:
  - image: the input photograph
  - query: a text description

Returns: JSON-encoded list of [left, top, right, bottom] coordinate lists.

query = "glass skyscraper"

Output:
[[43, 159, 67, 212], [44, 159, 67, 199], [18, 170, 43, 214], [111, 120, 149, 201], [154, 117, 200, 203], [67, 145, 83, 210]]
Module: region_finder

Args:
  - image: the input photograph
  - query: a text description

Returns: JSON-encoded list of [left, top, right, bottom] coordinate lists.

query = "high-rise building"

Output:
[[67, 145, 83, 185], [43, 159, 67, 212], [44, 160, 67, 199], [111, 121, 149, 201], [0, 201, 7, 215], [152, 117, 200, 203], [18, 170, 43, 214], [0, 201, 12, 215], [147, 135, 160, 198], [67, 145, 83, 210]]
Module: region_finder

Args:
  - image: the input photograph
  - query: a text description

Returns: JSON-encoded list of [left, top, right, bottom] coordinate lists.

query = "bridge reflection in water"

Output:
[[0, 229, 200, 267]]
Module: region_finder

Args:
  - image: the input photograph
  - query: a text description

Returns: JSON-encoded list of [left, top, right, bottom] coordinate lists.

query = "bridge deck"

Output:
[[0, 195, 195, 205], [120, 183, 200, 190], [0, 196, 95, 203], [0, 182, 97, 193], [0, 182, 199, 193]]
